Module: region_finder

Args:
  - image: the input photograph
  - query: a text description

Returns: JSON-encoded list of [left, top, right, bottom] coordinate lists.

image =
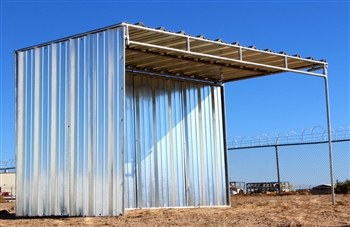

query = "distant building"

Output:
[[310, 184, 334, 194], [246, 182, 292, 194], [0, 172, 16, 196]]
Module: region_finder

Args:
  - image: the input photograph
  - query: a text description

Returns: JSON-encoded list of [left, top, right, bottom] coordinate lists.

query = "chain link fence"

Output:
[[227, 126, 350, 197], [1, 126, 349, 200]]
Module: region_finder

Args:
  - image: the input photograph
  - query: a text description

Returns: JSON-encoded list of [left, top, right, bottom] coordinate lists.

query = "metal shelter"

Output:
[[15, 22, 334, 217]]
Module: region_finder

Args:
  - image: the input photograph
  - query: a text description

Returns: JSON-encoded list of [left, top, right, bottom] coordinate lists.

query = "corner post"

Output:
[[323, 64, 335, 205], [220, 83, 231, 206]]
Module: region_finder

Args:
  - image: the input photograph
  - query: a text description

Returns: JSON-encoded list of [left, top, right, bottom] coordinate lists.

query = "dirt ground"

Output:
[[0, 194, 349, 226]]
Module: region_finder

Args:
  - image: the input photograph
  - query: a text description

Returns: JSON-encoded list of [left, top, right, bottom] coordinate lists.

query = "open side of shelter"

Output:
[[14, 22, 333, 217]]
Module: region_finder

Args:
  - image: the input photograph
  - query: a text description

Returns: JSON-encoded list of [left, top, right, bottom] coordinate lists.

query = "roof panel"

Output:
[[125, 22, 327, 82], [16, 21, 326, 83]]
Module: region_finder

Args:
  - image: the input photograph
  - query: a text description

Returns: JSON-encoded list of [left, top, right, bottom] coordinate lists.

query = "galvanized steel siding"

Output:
[[124, 74, 228, 208], [15, 28, 125, 216]]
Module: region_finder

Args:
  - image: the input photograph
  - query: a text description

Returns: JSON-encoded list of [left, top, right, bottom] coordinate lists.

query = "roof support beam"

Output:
[[126, 47, 269, 79], [128, 40, 327, 79], [186, 36, 190, 51], [284, 56, 288, 69]]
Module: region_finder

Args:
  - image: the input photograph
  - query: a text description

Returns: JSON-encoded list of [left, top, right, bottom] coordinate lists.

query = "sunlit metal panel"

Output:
[[15, 27, 125, 217], [124, 73, 228, 208]]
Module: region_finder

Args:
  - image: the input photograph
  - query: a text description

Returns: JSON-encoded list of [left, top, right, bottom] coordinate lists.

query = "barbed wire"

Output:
[[0, 159, 15, 169], [1, 126, 349, 167], [227, 126, 350, 148]]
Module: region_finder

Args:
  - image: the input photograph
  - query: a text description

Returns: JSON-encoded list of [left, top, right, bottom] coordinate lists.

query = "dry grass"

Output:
[[0, 194, 349, 226]]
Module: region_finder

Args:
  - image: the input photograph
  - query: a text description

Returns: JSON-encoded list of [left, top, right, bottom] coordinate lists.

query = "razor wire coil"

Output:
[[227, 126, 350, 148]]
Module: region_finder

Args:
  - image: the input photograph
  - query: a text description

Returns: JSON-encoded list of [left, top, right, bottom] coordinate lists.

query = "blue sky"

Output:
[[1, 1, 349, 183]]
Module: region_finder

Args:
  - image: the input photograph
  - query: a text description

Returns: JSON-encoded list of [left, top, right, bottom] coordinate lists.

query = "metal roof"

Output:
[[16, 21, 328, 83], [124, 22, 327, 83]]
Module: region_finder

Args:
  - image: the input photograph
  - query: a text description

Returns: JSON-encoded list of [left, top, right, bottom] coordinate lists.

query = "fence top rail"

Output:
[[228, 138, 350, 150]]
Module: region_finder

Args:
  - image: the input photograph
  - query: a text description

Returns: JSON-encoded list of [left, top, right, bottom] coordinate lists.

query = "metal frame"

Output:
[[126, 39, 325, 78]]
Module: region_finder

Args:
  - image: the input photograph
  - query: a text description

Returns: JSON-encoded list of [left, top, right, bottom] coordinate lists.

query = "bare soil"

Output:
[[0, 194, 349, 226]]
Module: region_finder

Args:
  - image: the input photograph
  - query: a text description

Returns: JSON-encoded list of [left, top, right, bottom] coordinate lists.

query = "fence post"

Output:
[[275, 139, 281, 195]]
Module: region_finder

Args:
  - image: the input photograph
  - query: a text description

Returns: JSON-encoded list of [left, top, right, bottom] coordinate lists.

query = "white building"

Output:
[[0, 172, 16, 196]]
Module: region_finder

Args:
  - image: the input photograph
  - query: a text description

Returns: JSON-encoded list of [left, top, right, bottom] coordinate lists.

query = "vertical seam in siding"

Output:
[[198, 84, 206, 205], [16, 51, 24, 216], [107, 29, 114, 216], [33, 47, 40, 215], [50, 43, 57, 215], [211, 86, 220, 205], [167, 80, 176, 206], [69, 39, 76, 215], [152, 79, 159, 207]]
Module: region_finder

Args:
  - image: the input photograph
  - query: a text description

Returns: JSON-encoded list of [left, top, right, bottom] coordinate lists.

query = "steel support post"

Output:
[[323, 66, 335, 205], [220, 84, 231, 206]]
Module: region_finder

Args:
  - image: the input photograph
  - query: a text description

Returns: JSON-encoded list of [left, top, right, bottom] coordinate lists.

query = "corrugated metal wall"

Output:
[[15, 27, 125, 216], [124, 74, 228, 209], [15, 25, 229, 216]]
